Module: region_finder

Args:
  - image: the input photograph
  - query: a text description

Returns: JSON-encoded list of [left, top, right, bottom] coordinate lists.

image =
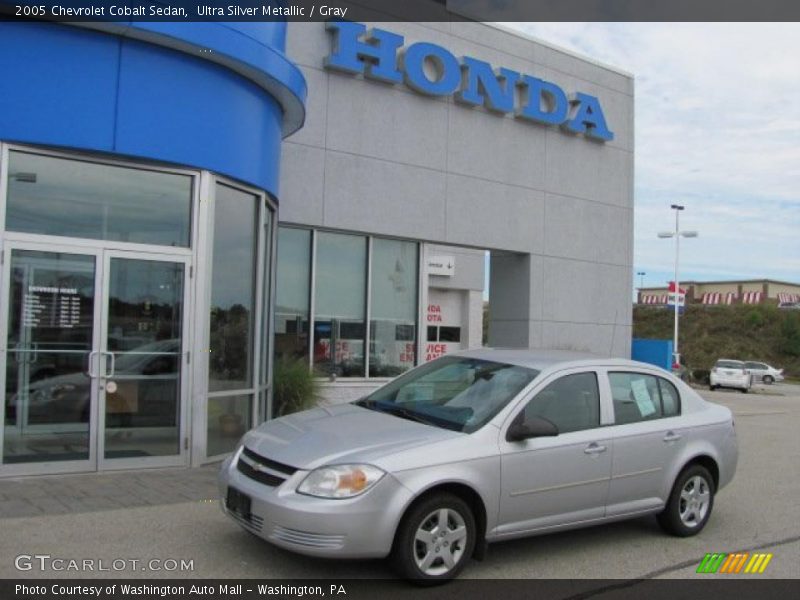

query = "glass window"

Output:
[[439, 326, 461, 343], [274, 227, 311, 365], [359, 356, 538, 433], [208, 184, 258, 392], [314, 232, 367, 377], [259, 209, 273, 389], [522, 372, 600, 433], [609, 372, 665, 424], [369, 239, 418, 377], [658, 377, 681, 417], [6, 151, 192, 247], [427, 326, 438, 342], [206, 394, 252, 457]]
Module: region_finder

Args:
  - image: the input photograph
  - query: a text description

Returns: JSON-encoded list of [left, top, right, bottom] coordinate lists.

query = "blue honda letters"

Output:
[[325, 21, 614, 142]]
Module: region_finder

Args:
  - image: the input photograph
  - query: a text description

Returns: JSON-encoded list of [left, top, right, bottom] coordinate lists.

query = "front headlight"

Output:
[[297, 464, 385, 499]]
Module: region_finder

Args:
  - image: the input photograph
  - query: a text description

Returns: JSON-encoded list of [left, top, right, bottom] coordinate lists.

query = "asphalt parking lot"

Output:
[[1, 383, 798, 581]]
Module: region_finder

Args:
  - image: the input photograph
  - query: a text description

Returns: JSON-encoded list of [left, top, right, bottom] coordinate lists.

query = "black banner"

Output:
[[2, 579, 799, 600], [3, 0, 800, 22]]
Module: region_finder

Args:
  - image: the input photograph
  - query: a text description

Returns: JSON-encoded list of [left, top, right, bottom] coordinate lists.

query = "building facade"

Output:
[[639, 279, 800, 306], [276, 21, 635, 405], [1, 19, 634, 476]]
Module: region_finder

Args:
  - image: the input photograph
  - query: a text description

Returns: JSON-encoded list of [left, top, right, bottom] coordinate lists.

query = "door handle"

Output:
[[584, 443, 607, 455], [663, 431, 683, 443], [86, 350, 100, 377]]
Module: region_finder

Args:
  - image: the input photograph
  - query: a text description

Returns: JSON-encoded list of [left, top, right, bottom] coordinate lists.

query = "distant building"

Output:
[[639, 279, 800, 306]]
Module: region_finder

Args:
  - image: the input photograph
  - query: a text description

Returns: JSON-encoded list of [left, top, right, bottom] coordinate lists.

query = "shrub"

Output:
[[692, 369, 710, 384], [273, 357, 320, 417]]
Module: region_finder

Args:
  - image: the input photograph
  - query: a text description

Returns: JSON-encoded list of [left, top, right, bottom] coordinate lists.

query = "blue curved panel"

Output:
[[0, 20, 307, 196]]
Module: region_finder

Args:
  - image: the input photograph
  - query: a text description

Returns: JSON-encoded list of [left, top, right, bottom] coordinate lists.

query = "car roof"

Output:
[[715, 358, 744, 364], [453, 347, 658, 372]]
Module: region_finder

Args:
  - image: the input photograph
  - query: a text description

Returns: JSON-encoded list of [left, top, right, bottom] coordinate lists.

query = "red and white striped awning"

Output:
[[641, 294, 669, 305], [703, 292, 739, 305], [741, 291, 763, 304], [777, 293, 800, 303]]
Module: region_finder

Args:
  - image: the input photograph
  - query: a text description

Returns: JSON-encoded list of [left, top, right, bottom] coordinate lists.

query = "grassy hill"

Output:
[[633, 304, 800, 378]]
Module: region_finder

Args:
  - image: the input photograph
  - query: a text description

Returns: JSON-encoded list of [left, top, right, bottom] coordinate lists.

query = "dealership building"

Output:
[[0, 18, 633, 475]]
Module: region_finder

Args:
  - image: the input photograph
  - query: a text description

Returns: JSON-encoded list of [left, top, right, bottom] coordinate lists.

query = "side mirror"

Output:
[[506, 416, 559, 442]]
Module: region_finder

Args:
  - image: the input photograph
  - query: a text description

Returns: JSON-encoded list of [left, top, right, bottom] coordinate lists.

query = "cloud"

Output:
[[506, 22, 800, 284]]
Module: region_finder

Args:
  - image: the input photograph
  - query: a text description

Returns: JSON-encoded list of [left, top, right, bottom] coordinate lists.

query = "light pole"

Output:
[[636, 271, 646, 291], [658, 205, 698, 367]]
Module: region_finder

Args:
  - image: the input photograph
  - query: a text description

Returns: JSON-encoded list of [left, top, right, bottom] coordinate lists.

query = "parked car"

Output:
[[220, 349, 738, 583], [709, 359, 752, 392], [778, 302, 800, 310], [744, 361, 784, 385]]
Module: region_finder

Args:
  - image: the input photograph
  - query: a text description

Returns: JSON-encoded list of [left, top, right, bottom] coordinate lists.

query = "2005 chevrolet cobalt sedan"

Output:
[[220, 349, 738, 583]]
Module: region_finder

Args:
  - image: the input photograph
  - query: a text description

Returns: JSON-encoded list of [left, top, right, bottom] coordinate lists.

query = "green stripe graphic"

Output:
[[697, 553, 727, 573]]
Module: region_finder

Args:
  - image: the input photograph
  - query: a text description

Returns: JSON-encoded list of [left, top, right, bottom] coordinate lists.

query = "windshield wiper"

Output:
[[371, 403, 439, 427]]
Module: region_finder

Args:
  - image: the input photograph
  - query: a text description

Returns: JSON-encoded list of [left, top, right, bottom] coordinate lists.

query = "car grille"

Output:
[[237, 447, 298, 487], [270, 525, 345, 550], [228, 509, 265, 533]]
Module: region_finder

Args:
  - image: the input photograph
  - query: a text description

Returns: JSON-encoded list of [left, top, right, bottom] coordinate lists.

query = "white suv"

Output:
[[710, 359, 752, 393], [744, 361, 784, 385]]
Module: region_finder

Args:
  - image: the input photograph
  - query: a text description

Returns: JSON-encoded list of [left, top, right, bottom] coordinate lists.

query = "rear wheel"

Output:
[[657, 464, 715, 536], [763, 375, 774, 385], [741, 387, 749, 393], [391, 493, 476, 584]]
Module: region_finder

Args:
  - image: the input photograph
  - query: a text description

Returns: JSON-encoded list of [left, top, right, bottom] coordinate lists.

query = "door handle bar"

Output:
[[584, 444, 607, 455], [105, 352, 116, 378], [86, 350, 100, 378], [663, 431, 683, 443]]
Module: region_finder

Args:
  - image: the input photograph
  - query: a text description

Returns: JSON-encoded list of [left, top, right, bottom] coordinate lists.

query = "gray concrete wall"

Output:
[[281, 21, 634, 358]]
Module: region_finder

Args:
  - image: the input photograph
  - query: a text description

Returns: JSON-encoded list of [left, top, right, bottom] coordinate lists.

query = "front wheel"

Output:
[[390, 493, 476, 584], [657, 465, 715, 537]]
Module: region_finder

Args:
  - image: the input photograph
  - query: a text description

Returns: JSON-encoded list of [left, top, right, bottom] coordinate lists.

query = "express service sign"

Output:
[[324, 21, 614, 142]]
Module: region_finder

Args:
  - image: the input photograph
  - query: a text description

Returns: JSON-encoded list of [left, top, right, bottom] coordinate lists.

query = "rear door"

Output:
[[603, 370, 687, 517]]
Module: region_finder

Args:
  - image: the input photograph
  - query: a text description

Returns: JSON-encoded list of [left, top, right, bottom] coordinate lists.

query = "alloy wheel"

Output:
[[679, 475, 710, 528], [413, 508, 468, 576]]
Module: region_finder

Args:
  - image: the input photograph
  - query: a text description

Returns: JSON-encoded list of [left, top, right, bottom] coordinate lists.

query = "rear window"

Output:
[[716, 360, 743, 369]]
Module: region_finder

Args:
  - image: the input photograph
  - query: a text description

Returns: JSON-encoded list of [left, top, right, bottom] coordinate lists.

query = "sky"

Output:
[[501, 22, 800, 291]]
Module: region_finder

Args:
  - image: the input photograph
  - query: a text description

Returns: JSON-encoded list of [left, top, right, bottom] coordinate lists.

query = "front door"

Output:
[[1, 242, 190, 473]]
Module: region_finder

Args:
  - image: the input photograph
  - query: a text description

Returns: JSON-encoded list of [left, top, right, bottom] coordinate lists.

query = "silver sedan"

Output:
[[219, 349, 738, 583]]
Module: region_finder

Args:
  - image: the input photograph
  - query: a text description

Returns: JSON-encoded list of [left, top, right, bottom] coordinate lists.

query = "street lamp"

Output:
[[636, 271, 646, 290], [657, 204, 698, 367]]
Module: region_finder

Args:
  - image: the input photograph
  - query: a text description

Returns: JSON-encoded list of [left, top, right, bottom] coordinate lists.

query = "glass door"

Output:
[[1, 244, 101, 472], [98, 252, 189, 469], [1, 243, 190, 473]]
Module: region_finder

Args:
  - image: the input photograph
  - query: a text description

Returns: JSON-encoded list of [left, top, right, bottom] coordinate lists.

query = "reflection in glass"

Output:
[[104, 259, 184, 459], [274, 227, 311, 365], [208, 184, 258, 392], [207, 394, 252, 457], [314, 232, 367, 377], [260, 210, 273, 388], [369, 239, 418, 377], [6, 151, 192, 247], [3, 251, 95, 464]]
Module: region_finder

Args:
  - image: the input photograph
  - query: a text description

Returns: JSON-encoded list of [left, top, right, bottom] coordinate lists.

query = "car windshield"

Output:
[[354, 355, 539, 433], [716, 360, 743, 369]]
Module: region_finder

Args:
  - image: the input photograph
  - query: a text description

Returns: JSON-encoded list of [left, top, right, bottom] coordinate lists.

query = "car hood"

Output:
[[243, 403, 461, 471]]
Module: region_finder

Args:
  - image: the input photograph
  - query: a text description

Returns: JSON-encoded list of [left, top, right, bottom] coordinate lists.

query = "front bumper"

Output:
[[218, 452, 414, 559]]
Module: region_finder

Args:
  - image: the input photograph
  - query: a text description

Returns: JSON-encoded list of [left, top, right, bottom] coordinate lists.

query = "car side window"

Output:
[[609, 372, 682, 423], [521, 372, 600, 434], [609, 372, 664, 424], [658, 377, 681, 417], [744, 362, 759, 370]]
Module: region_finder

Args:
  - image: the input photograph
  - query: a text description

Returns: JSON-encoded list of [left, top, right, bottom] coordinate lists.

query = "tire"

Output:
[[657, 464, 715, 537], [709, 385, 717, 391], [741, 387, 749, 393], [390, 493, 476, 584], [763, 375, 774, 385]]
